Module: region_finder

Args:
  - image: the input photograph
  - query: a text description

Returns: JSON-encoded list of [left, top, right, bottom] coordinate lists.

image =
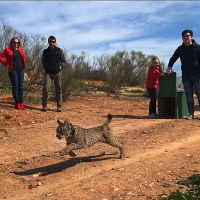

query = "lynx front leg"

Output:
[[68, 151, 77, 157], [60, 143, 83, 156], [60, 149, 77, 157], [65, 141, 77, 157]]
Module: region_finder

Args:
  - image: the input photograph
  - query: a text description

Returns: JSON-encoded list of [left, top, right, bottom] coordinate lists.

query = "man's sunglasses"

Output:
[[183, 35, 191, 38], [48, 40, 56, 43]]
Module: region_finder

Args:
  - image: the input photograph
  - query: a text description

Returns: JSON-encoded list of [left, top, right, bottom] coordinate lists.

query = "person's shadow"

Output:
[[104, 114, 152, 119]]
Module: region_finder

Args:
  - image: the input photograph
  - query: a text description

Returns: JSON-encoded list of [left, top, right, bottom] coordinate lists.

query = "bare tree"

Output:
[[0, 19, 165, 99], [23, 34, 46, 97]]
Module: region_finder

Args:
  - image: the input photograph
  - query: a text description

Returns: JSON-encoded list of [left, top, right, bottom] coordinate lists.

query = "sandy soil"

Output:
[[0, 92, 200, 200]]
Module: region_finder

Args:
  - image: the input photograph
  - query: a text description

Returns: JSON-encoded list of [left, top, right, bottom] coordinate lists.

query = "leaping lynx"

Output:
[[56, 114, 125, 159]]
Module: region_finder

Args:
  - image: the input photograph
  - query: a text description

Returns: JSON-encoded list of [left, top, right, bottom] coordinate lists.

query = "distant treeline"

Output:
[[0, 20, 169, 100]]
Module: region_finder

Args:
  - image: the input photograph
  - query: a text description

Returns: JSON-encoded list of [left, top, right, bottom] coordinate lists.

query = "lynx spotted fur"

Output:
[[56, 114, 125, 159]]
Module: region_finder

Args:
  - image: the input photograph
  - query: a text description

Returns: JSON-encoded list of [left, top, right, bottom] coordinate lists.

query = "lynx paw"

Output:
[[68, 151, 77, 157], [120, 155, 126, 160], [59, 149, 66, 156]]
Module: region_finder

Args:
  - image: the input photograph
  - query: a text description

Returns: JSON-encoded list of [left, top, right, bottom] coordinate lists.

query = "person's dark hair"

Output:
[[48, 36, 56, 42], [9, 37, 22, 48], [182, 29, 193, 37]]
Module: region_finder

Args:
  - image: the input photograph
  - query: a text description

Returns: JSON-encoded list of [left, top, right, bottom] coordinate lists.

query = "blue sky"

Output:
[[1, 1, 200, 75]]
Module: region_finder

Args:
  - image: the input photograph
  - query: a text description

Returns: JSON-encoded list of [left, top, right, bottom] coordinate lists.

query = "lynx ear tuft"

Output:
[[64, 118, 71, 125], [57, 119, 61, 124]]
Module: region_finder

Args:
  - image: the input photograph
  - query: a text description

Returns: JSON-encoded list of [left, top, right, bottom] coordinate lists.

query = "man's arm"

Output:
[[41, 50, 45, 68], [60, 49, 66, 65], [167, 47, 180, 75]]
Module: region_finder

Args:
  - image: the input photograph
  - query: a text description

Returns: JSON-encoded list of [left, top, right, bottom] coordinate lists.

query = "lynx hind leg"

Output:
[[119, 146, 125, 160], [115, 143, 125, 160], [106, 135, 125, 159]]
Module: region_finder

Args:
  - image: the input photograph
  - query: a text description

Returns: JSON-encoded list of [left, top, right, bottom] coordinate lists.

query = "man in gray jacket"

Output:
[[41, 36, 66, 112]]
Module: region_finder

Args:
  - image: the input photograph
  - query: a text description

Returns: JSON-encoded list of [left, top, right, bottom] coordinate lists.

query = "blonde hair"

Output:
[[151, 57, 160, 64], [9, 37, 22, 48], [151, 57, 163, 73]]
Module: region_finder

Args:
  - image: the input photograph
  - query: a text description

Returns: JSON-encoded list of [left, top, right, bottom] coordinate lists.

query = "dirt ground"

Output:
[[0, 91, 200, 200]]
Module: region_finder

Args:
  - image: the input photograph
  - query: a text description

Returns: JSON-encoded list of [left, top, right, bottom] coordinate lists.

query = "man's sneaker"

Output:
[[57, 106, 62, 112], [148, 113, 156, 118], [186, 114, 194, 120], [154, 113, 158, 117], [41, 106, 47, 112]]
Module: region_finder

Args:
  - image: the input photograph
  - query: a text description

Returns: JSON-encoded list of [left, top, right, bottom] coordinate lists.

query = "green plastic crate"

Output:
[[158, 72, 176, 97], [158, 72, 188, 119]]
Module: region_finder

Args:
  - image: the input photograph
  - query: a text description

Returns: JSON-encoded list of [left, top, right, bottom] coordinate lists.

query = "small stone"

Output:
[[113, 187, 120, 191], [33, 174, 40, 178], [36, 182, 42, 186], [118, 167, 125, 171], [127, 192, 134, 195]]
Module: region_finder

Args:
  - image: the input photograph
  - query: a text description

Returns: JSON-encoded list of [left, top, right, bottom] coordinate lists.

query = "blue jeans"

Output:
[[182, 73, 200, 114], [147, 88, 158, 114], [8, 70, 24, 104]]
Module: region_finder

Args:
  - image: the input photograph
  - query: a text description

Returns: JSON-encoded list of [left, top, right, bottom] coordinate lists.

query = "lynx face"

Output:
[[56, 119, 73, 140]]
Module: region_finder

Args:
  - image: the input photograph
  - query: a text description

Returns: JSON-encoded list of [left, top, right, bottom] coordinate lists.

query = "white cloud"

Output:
[[1, 0, 200, 74]]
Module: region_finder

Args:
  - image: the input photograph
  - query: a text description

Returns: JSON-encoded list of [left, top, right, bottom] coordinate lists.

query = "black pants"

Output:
[[147, 88, 158, 114]]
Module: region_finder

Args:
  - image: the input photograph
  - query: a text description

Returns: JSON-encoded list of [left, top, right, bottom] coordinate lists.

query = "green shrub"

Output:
[[0, 86, 11, 94], [159, 174, 200, 200]]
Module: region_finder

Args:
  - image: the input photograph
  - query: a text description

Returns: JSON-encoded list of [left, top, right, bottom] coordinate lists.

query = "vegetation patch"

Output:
[[159, 174, 200, 200], [0, 86, 11, 94]]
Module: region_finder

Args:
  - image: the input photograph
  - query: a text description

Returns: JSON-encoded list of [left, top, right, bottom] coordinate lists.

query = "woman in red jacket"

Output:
[[0, 37, 26, 109], [146, 57, 165, 117]]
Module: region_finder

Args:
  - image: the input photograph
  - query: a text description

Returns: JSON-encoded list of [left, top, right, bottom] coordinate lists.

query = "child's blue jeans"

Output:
[[147, 88, 158, 114]]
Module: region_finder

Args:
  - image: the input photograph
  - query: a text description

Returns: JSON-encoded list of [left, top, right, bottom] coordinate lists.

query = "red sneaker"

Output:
[[20, 104, 25, 110], [15, 103, 22, 109]]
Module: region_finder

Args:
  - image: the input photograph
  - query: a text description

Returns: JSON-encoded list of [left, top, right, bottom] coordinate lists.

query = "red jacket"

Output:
[[145, 66, 162, 88], [0, 48, 26, 72]]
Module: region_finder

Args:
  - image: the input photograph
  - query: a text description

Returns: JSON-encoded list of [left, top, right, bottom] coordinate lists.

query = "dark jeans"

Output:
[[8, 70, 24, 104], [182, 73, 200, 114], [42, 71, 62, 107], [147, 88, 158, 114]]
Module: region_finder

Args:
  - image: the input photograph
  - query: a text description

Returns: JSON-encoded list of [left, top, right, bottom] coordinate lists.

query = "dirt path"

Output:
[[0, 94, 200, 200]]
